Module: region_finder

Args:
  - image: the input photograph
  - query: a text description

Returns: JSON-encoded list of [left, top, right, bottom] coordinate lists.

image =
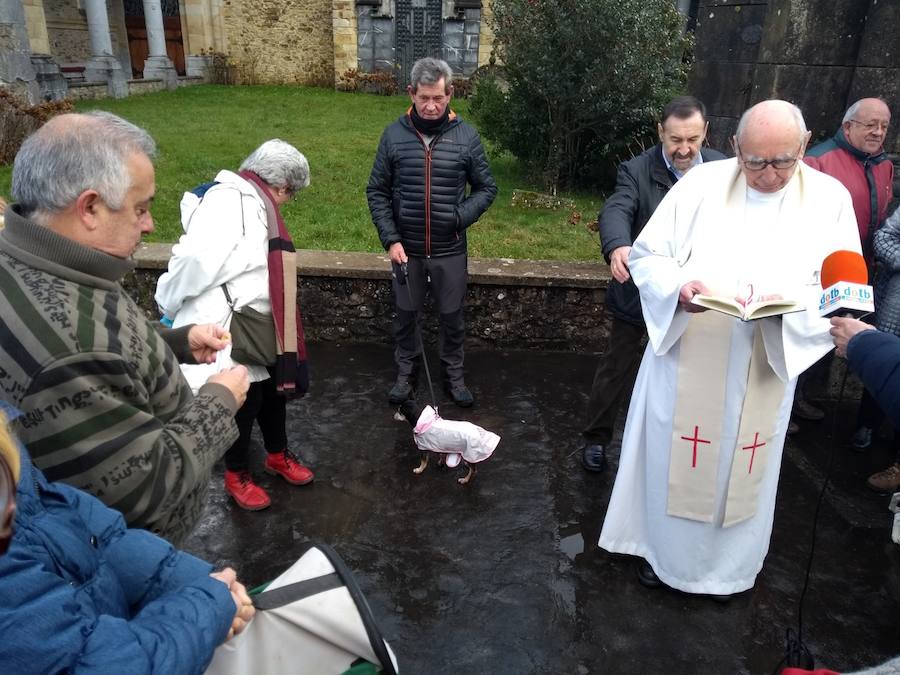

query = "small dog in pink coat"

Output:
[[397, 400, 500, 485]]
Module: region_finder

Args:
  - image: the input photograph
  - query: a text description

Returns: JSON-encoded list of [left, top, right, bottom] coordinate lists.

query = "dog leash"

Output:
[[399, 262, 438, 409]]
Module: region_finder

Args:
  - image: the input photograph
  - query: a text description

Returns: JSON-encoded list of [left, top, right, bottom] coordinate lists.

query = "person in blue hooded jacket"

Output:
[[0, 406, 255, 674], [831, 316, 900, 493]]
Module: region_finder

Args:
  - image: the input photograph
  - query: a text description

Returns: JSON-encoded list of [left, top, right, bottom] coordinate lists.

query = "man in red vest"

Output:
[[804, 98, 894, 451]]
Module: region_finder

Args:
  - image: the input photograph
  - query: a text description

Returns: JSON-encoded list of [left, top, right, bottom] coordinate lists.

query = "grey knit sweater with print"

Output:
[[0, 206, 239, 544], [874, 206, 900, 337]]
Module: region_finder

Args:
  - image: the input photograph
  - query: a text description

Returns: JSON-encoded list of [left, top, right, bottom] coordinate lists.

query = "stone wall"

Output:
[[355, 3, 392, 73], [354, 2, 482, 78], [66, 75, 201, 100], [442, 8, 480, 76], [124, 245, 610, 353], [222, 0, 333, 85], [689, 0, 899, 154], [0, 1, 40, 104]]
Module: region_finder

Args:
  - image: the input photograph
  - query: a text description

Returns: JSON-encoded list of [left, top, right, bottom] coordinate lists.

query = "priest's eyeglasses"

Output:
[[735, 143, 802, 172]]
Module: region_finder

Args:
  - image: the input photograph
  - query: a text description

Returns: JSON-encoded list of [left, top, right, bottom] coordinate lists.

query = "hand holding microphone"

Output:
[[829, 316, 875, 358]]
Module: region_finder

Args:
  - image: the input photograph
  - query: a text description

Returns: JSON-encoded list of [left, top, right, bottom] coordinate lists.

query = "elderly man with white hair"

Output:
[[0, 112, 249, 545], [156, 139, 315, 512], [804, 98, 894, 452], [598, 100, 861, 599]]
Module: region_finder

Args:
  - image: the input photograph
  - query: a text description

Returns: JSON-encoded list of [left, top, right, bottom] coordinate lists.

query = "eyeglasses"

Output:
[[735, 142, 802, 172], [848, 119, 890, 133], [278, 187, 298, 202]]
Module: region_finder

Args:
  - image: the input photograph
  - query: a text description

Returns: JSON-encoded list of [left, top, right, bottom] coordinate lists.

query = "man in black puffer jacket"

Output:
[[578, 96, 725, 472], [367, 57, 497, 407]]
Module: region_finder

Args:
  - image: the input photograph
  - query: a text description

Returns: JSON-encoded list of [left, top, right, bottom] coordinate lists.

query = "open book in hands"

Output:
[[690, 294, 804, 321]]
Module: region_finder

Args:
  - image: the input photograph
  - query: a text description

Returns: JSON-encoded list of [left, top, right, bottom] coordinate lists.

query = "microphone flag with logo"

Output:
[[818, 250, 873, 317]]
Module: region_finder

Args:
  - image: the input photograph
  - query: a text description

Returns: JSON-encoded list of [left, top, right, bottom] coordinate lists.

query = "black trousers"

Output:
[[224, 370, 288, 472], [856, 389, 900, 463], [582, 317, 646, 446], [392, 254, 467, 386]]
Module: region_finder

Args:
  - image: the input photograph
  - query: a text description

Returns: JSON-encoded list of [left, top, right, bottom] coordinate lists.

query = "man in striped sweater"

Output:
[[0, 111, 249, 544]]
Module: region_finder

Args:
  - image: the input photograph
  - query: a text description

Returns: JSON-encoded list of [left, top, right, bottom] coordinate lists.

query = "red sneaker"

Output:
[[265, 450, 314, 485], [224, 470, 272, 511]]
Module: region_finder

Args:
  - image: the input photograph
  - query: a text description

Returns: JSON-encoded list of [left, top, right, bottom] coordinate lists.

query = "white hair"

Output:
[[842, 101, 862, 124], [735, 100, 808, 145], [239, 139, 310, 194], [12, 111, 156, 221]]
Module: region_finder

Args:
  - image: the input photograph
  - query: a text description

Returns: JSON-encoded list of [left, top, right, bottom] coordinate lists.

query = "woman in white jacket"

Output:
[[156, 140, 314, 511]]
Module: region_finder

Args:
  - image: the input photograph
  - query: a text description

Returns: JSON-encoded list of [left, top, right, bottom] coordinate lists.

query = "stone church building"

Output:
[[1, 0, 494, 103]]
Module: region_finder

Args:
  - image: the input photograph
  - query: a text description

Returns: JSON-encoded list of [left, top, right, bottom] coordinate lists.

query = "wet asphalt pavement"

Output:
[[182, 342, 900, 674]]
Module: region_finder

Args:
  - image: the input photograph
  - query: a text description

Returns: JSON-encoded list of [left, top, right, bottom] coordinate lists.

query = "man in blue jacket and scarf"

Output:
[[367, 57, 497, 408]]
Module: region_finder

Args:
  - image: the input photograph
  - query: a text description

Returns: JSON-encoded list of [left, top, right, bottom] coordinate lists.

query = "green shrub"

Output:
[[470, 0, 692, 192]]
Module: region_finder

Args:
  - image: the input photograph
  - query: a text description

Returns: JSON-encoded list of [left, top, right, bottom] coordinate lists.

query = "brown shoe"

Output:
[[867, 464, 900, 494]]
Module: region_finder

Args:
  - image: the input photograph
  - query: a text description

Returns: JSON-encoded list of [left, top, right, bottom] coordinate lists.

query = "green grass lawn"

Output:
[[0, 85, 603, 261]]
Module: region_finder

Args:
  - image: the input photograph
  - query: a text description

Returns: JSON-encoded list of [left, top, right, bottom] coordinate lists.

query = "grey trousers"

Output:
[[392, 254, 467, 386]]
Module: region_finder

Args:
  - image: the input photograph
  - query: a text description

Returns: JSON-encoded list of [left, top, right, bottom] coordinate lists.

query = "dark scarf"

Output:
[[238, 170, 309, 398], [409, 104, 451, 136]]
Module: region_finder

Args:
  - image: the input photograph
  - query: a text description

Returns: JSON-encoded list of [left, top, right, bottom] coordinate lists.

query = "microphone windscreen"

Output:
[[821, 250, 868, 288]]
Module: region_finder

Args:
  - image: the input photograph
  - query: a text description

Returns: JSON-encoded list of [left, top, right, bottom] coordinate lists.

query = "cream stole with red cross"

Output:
[[667, 310, 786, 527]]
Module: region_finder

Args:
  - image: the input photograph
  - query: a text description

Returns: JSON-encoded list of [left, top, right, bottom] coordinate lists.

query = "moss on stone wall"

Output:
[[222, 0, 333, 85]]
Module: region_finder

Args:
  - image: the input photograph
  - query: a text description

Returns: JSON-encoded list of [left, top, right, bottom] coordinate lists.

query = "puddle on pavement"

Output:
[[559, 533, 584, 560], [558, 523, 585, 560]]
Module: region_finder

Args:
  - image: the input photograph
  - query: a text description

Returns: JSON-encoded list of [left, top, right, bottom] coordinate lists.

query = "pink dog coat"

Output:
[[413, 405, 500, 467]]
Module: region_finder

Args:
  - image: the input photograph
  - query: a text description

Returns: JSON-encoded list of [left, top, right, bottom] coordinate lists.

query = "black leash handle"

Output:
[[400, 262, 438, 409]]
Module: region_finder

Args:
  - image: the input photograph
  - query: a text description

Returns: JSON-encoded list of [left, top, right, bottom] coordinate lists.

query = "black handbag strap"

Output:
[[251, 572, 343, 610], [220, 283, 235, 309]]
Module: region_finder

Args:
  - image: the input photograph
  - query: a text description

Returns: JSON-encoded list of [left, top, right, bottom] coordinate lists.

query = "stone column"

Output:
[[200, 0, 216, 49], [142, 0, 178, 88], [332, 0, 358, 88], [477, 1, 494, 67], [0, 0, 41, 104], [21, 0, 49, 54], [675, 0, 692, 29], [182, 0, 218, 79], [23, 0, 68, 100], [82, 0, 128, 97]]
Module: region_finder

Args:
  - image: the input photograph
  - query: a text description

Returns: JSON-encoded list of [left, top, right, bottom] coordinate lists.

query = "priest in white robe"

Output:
[[598, 100, 861, 597]]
